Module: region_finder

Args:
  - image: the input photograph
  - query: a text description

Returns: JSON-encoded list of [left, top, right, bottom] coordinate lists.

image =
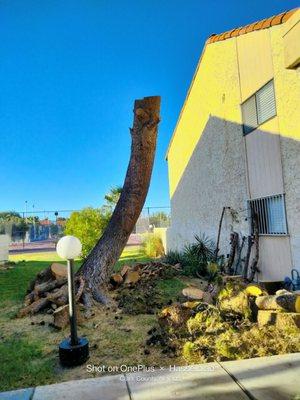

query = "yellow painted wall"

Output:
[[167, 13, 300, 277], [167, 39, 242, 197], [283, 9, 300, 68], [167, 12, 300, 198], [271, 10, 300, 141], [237, 29, 274, 101]]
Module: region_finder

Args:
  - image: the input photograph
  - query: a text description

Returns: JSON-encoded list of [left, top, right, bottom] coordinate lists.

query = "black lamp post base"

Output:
[[59, 337, 89, 367]]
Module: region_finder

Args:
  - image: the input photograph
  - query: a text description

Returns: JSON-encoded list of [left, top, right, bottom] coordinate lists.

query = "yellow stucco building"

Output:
[[166, 8, 300, 282]]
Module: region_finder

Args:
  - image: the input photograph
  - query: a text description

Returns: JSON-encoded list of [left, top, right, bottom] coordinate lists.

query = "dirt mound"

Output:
[[111, 261, 182, 315]]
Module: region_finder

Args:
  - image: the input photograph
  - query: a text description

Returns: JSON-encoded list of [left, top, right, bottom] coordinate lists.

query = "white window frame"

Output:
[[241, 80, 277, 136]]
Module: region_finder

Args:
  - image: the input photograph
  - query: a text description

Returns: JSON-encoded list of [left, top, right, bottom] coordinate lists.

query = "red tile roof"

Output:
[[207, 8, 298, 44], [40, 218, 51, 226]]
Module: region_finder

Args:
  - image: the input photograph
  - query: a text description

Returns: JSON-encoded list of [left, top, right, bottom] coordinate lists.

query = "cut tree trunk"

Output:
[[78, 96, 161, 303], [255, 294, 300, 313]]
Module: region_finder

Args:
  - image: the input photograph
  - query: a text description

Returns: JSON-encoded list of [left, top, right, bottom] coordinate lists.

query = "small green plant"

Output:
[[163, 233, 218, 278], [206, 261, 219, 282], [193, 234, 215, 262], [182, 243, 207, 276], [141, 233, 165, 258], [182, 233, 216, 277], [163, 250, 184, 265]]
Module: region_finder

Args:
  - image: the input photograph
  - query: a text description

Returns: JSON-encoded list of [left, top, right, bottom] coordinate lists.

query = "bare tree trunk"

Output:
[[225, 231, 239, 275], [248, 213, 260, 282], [79, 96, 161, 302], [233, 235, 246, 275], [215, 207, 226, 260], [242, 236, 253, 280]]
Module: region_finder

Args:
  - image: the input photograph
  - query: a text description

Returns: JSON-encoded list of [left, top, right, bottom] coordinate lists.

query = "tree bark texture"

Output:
[[248, 212, 260, 282], [79, 96, 161, 302]]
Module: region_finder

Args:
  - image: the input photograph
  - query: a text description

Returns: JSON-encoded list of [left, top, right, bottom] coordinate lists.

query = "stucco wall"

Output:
[[166, 34, 249, 260], [270, 19, 300, 269], [167, 115, 249, 257], [166, 12, 300, 279]]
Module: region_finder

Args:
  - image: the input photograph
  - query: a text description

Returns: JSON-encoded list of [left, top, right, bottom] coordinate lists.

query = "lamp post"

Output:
[[56, 235, 89, 367]]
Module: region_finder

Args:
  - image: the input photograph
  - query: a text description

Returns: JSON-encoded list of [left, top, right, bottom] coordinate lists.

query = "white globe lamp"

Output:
[[56, 235, 82, 260], [56, 235, 89, 367]]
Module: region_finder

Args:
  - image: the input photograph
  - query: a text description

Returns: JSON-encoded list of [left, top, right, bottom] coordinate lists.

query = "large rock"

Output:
[[182, 287, 204, 300], [257, 310, 277, 327], [244, 284, 267, 297]]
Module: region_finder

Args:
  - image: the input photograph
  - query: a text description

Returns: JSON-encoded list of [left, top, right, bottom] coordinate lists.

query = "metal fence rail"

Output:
[[0, 206, 170, 253]]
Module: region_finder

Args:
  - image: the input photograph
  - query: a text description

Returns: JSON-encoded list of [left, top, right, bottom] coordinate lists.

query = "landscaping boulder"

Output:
[[182, 287, 204, 300], [182, 301, 201, 309], [219, 291, 251, 318]]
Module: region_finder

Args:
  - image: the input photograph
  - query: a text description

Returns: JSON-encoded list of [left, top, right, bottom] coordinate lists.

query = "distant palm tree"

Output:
[[104, 186, 122, 208]]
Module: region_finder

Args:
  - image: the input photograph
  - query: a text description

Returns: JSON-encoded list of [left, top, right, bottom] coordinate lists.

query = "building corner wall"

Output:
[[166, 39, 249, 257]]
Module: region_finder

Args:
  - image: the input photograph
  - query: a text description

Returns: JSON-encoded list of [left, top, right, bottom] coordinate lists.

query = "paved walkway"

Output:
[[1, 353, 299, 400]]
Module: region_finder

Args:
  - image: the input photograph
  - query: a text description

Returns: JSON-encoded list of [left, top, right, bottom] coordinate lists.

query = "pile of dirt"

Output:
[[110, 261, 181, 315], [146, 280, 300, 362]]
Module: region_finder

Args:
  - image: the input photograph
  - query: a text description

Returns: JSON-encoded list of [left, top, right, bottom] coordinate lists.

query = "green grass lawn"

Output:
[[2, 247, 146, 306], [0, 247, 186, 391]]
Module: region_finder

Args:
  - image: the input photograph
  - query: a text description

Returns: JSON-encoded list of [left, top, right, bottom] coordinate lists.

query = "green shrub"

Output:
[[206, 262, 219, 282], [181, 244, 207, 276], [163, 233, 220, 279], [193, 234, 215, 262], [182, 234, 216, 277], [163, 250, 184, 265], [141, 233, 165, 258], [65, 207, 110, 258]]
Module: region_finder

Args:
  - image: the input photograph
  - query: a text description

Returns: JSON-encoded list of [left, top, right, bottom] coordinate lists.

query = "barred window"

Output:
[[241, 80, 276, 135], [248, 194, 288, 235]]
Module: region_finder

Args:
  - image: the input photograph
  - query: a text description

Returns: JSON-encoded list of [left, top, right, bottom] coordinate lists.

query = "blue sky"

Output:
[[0, 0, 298, 214]]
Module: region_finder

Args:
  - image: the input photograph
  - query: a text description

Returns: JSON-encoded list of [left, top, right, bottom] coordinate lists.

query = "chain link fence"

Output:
[[0, 207, 170, 255]]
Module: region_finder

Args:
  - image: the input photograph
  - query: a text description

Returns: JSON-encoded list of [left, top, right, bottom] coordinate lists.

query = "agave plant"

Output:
[[163, 250, 184, 265], [193, 233, 216, 263]]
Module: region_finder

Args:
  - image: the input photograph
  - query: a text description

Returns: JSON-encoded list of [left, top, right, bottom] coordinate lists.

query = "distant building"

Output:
[[0, 235, 9, 263], [166, 9, 300, 281]]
